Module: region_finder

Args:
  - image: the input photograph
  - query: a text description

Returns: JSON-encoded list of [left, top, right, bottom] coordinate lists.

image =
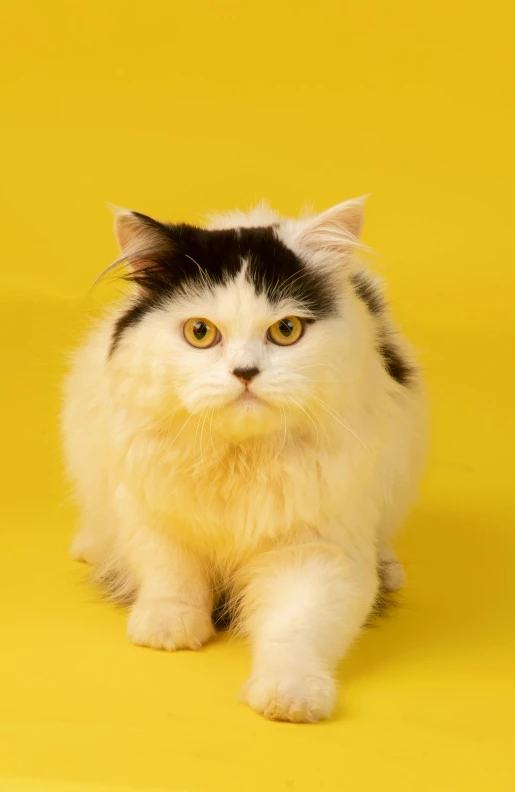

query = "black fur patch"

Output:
[[211, 594, 232, 631], [111, 296, 167, 354], [378, 339, 413, 386], [350, 271, 384, 315], [349, 270, 413, 387], [110, 222, 337, 354], [366, 585, 401, 625]]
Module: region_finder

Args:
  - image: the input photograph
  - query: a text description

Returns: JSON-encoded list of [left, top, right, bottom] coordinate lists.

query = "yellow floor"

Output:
[[1, 2, 514, 790]]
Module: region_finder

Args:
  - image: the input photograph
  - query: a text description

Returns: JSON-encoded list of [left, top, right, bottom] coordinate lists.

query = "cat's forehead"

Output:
[[181, 266, 302, 333], [170, 224, 336, 319]]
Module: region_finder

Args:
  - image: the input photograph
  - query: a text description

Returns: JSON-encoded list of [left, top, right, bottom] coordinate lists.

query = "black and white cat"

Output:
[[62, 198, 426, 722]]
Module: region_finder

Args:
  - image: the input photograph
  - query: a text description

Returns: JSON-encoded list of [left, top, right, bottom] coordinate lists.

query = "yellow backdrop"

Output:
[[1, 1, 514, 790]]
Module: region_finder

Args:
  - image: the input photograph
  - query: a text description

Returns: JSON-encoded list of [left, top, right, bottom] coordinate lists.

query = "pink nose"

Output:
[[233, 367, 260, 384]]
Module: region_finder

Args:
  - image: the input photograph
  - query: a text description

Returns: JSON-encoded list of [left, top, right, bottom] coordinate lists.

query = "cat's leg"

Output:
[[70, 499, 114, 566], [116, 488, 214, 651], [71, 527, 100, 565], [238, 542, 378, 723], [376, 495, 411, 592], [375, 392, 427, 592], [126, 538, 214, 652]]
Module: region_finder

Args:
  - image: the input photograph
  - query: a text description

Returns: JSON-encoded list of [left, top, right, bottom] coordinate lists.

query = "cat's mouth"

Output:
[[235, 389, 263, 405]]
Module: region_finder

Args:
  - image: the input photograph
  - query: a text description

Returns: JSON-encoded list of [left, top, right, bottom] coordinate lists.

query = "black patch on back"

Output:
[[110, 224, 337, 354], [350, 271, 384, 315], [378, 339, 413, 386], [350, 270, 414, 388]]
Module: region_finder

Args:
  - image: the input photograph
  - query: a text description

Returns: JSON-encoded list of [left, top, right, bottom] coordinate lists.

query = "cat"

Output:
[[61, 197, 427, 723]]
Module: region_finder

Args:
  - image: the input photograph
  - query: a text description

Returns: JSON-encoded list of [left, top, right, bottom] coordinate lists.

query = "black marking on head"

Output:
[[378, 339, 414, 386], [110, 222, 337, 354], [111, 296, 166, 355], [350, 271, 384, 315]]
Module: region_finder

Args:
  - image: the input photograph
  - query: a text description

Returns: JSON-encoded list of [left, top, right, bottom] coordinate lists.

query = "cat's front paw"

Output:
[[128, 597, 214, 651], [240, 670, 337, 723]]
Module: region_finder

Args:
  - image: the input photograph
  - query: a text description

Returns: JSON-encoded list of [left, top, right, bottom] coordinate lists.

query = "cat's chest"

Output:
[[135, 436, 332, 547]]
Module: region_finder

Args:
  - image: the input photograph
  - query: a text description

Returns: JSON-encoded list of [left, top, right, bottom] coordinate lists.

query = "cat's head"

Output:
[[107, 199, 370, 440]]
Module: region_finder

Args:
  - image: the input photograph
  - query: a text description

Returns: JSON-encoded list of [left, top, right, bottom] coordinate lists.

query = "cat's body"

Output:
[[62, 199, 426, 722]]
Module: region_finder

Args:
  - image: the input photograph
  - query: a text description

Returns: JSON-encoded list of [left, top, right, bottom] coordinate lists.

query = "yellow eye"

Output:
[[183, 318, 220, 349], [267, 316, 304, 346]]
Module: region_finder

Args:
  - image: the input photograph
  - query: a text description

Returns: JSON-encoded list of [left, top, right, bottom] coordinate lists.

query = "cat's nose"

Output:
[[233, 367, 260, 384]]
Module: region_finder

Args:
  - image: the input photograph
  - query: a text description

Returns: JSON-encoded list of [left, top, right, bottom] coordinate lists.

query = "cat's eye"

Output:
[[183, 318, 221, 349], [267, 316, 304, 346]]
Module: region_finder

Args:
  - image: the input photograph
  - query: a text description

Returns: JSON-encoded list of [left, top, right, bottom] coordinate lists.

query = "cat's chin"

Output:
[[234, 391, 263, 406], [217, 395, 284, 440]]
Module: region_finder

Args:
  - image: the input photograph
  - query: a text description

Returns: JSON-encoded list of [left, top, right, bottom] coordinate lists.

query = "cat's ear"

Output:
[[111, 206, 175, 274], [295, 196, 368, 264]]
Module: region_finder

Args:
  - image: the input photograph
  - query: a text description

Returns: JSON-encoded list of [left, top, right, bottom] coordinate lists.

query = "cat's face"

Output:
[[108, 201, 366, 440]]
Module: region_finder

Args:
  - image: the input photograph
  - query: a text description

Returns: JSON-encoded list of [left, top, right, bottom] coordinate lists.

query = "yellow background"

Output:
[[1, 1, 514, 790]]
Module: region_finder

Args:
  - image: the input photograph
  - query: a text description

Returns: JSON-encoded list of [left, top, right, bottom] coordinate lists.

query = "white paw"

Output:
[[240, 670, 337, 723], [380, 559, 405, 592], [127, 597, 214, 651]]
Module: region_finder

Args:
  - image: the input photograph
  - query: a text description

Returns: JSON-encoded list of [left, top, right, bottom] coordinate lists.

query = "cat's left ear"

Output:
[[295, 196, 368, 265], [111, 206, 175, 274]]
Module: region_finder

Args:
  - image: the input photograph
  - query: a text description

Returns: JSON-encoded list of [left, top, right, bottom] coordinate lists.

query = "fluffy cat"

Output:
[[62, 197, 426, 723]]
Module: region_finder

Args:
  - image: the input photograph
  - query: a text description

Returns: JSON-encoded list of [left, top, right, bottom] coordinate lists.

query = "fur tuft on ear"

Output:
[[296, 196, 369, 264], [110, 207, 175, 274]]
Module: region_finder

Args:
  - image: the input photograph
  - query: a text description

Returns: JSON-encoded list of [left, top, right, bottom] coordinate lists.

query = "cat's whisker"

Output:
[[304, 401, 331, 443], [184, 254, 215, 292], [209, 410, 229, 470], [268, 268, 307, 299], [268, 405, 288, 465], [214, 407, 231, 442], [288, 396, 320, 445], [193, 409, 206, 475], [158, 410, 196, 464], [194, 397, 223, 476], [156, 405, 183, 456], [311, 395, 369, 451], [161, 404, 182, 424], [294, 363, 356, 381], [197, 409, 211, 477], [192, 409, 204, 470]]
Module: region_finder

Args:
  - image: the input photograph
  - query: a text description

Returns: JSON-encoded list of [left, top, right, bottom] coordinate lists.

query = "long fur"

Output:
[[62, 198, 427, 723]]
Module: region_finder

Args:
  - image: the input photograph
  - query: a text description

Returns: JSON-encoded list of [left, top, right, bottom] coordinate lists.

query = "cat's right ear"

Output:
[[110, 206, 175, 275]]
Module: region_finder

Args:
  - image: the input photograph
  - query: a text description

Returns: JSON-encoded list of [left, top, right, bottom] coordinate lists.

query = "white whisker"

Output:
[[158, 410, 196, 464], [289, 396, 320, 445], [268, 405, 288, 465], [311, 395, 369, 451], [209, 410, 229, 470], [184, 254, 215, 291], [197, 409, 211, 477]]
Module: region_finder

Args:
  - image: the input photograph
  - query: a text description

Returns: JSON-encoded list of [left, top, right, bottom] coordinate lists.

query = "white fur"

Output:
[[62, 200, 427, 723]]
